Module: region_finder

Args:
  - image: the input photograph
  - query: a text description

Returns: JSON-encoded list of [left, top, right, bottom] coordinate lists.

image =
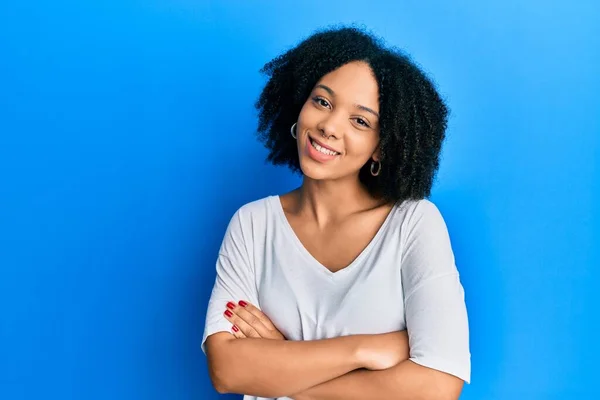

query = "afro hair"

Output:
[[255, 26, 449, 203]]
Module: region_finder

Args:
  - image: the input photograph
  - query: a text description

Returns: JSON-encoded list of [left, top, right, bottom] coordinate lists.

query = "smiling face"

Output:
[[295, 61, 381, 181]]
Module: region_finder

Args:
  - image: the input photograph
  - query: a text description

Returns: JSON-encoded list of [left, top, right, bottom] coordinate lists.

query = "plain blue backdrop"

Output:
[[1, 1, 598, 399]]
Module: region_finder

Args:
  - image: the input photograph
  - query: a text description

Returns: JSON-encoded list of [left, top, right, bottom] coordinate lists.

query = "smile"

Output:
[[309, 137, 340, 156]]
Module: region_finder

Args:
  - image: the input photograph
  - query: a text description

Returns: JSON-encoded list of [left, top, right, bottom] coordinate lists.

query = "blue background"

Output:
[[1, 1, 598, 399]]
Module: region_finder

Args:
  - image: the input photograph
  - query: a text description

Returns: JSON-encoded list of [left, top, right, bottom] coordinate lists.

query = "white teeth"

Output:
[[311, 139, 338, 156]]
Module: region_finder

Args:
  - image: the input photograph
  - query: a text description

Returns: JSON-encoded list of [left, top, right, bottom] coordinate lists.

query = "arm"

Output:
[[205, 332, 362, 397], [218, 306, 461, 400], [208, 302, 408, 397], [221, 305, 461, 400], [292, 360, 463, 400]]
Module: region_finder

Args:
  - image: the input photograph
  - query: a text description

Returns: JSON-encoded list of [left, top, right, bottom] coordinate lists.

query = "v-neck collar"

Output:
[[271, 195, 398, 281]]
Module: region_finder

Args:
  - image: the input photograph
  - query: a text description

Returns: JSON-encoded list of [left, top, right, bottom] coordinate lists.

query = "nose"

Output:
[[316, 110, 345, 139]]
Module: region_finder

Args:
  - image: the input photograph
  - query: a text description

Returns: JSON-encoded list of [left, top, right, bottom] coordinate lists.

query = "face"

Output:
[[295, 61, 381, 181]]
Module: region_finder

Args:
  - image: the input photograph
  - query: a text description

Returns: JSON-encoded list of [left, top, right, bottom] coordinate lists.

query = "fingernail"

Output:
[[226, 302, 236, 310], [224, 310, 233, 317], [232, 325, 239, 332], [238, 300, 248, 307]]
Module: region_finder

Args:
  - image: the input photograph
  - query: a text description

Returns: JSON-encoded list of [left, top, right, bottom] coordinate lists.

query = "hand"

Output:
[[357, 330, 410, 370], [223, 300, 286, 340]]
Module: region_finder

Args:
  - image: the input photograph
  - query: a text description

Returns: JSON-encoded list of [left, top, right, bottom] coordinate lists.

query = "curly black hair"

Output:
[[255, 25, 449, 203]]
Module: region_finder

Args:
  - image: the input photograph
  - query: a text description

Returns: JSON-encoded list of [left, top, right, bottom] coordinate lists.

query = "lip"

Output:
[[308, 136, 341, 154], [305, 136, 340, 163]]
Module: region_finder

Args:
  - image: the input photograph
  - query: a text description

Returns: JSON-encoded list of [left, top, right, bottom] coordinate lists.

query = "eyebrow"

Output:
[[315, 84, 380, 118]]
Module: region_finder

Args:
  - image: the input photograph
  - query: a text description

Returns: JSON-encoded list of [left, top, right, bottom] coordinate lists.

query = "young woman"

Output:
[[201, 26, 471, 400]]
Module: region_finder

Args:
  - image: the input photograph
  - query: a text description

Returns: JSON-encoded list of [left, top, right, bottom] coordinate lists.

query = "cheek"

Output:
[[297, 101, 323, 127], [346, 134, 378, 158], [297, 101, 310, 121]]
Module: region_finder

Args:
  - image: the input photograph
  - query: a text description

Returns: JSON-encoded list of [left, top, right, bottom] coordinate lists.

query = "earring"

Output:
[[290, 123, 297, 139], [370, 160, 381, 176]]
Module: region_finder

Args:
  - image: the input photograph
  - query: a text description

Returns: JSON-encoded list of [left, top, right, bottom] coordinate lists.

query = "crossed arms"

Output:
[[204, 300, 464, 400]]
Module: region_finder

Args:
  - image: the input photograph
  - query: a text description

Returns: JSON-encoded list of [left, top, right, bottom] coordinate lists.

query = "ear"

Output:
[[371, 144, 381, 162]]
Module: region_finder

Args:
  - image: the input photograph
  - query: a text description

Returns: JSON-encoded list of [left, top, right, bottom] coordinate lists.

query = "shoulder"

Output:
[[231, 195, 277, 221], [226, 195, 280, 232], [405, 198, 445, 222], [220, 196, 276, 254], [393, 198, 445, 226], [392, 198, 450, 241]]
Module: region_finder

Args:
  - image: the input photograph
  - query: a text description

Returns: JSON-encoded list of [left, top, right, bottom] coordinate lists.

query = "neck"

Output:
[[291, 175, 384, 227]]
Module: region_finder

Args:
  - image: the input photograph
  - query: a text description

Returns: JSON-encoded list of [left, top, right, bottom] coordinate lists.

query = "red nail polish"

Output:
[[239, 300, 248, 307], [224, 310, 233, 317], [226, 302, 236, 310], [232, 325, 239, 332]]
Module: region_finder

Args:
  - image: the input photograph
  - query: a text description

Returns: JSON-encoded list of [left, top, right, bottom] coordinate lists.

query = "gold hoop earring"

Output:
[[370, 160, 381, 176], [290, 123, 297, 139]]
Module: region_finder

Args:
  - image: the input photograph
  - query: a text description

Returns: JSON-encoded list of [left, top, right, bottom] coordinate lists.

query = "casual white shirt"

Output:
[[202, 195, 471, 399]]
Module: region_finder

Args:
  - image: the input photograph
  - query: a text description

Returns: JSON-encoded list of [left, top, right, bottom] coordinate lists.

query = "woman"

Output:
[[201, 26, 470, 400]]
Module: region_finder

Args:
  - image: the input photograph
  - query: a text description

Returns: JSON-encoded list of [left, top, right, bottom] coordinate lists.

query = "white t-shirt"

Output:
[[202, 195, 471, 399]]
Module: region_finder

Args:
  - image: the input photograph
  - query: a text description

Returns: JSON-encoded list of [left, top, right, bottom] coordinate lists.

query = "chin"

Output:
[[298, 157, 343, 181], [298, 160, 323, 179]]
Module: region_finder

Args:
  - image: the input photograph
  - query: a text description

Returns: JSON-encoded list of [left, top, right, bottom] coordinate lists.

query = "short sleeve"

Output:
[[201, 208, 259, 354], [401, 200, 471, 383]]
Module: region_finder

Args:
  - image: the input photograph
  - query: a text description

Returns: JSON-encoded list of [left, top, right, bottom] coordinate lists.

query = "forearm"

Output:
[[292, 360, 463, 400], [206, 333, 364, 398]]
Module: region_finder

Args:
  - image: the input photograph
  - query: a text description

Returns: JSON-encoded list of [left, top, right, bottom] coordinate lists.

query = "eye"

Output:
[[312, 96, 331, 109], [354, 117, 371, 128]]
